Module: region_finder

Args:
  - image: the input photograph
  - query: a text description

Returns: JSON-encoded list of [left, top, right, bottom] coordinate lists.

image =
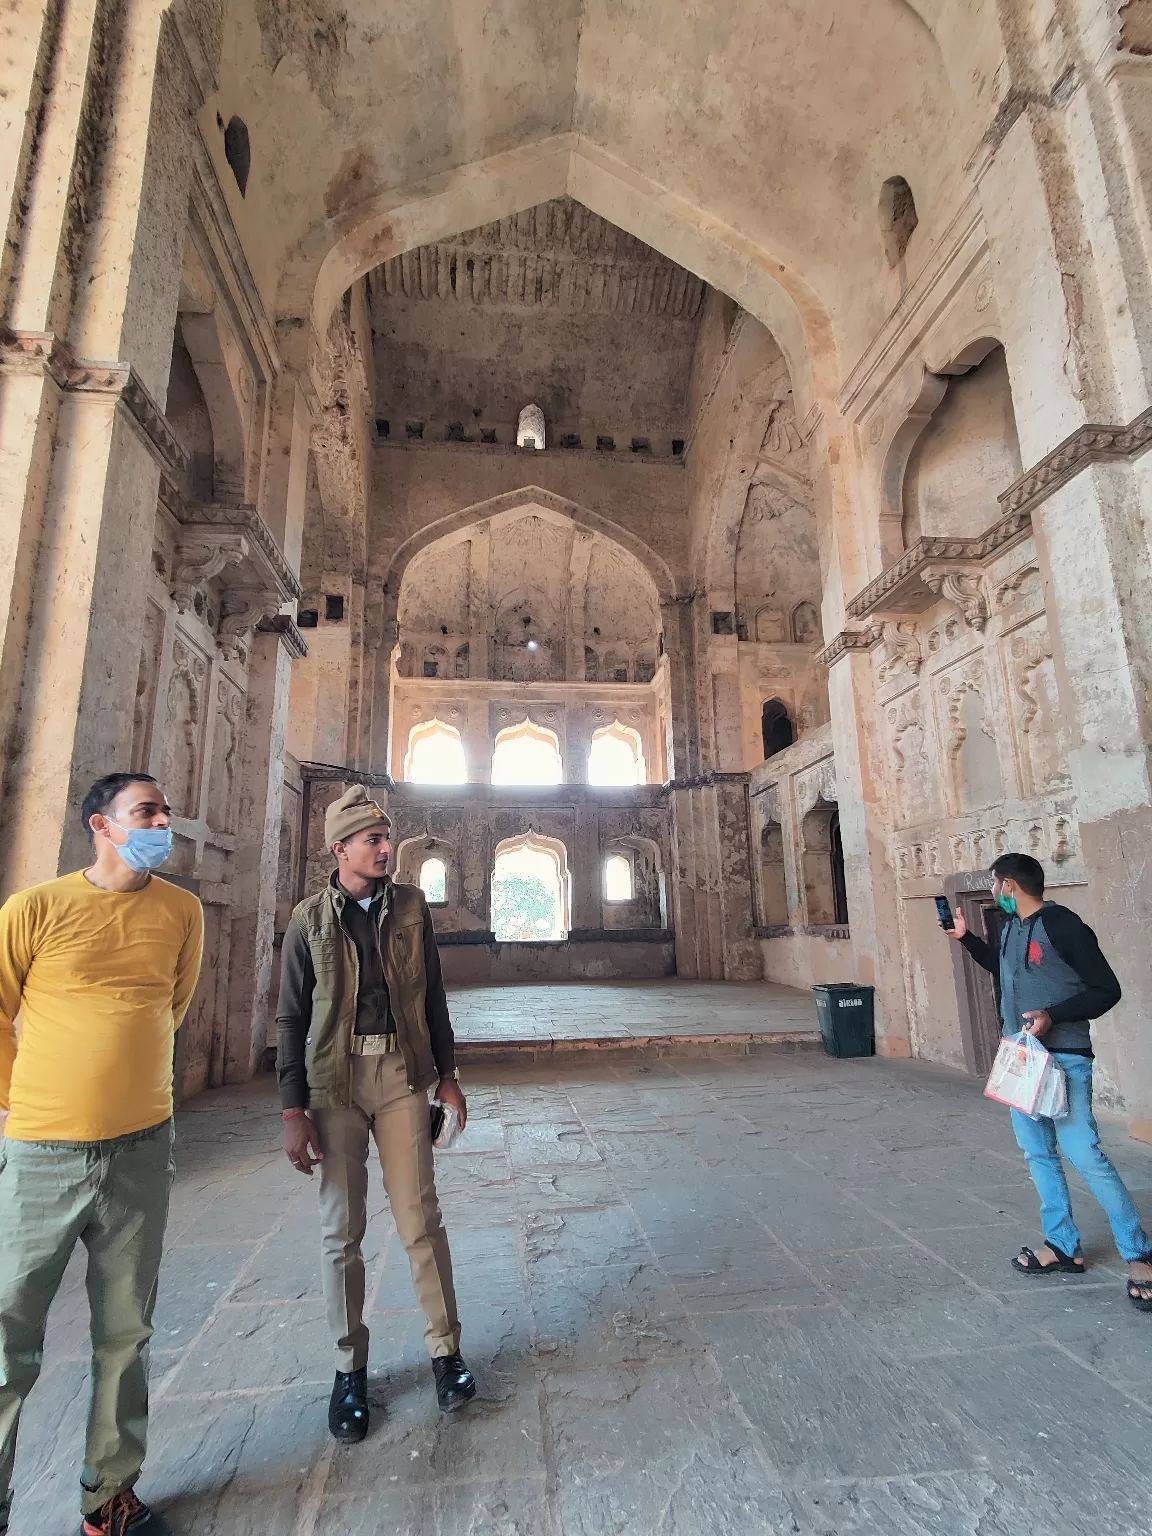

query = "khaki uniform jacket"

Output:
[[275, 876, 454, 1109]]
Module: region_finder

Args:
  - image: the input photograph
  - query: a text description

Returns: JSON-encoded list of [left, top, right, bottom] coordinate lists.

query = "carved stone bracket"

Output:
[[170, 502, 303, 655], [171, 534, 249, 612], [256, 613, 310, 660], [919, 566, 989, 630]]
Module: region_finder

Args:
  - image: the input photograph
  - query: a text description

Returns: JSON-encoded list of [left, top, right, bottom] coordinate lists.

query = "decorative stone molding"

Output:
[[998, 407, 1152, 519], [919, 567, 989, 631], [814, 624, 882, 668], [256, 614, 310, 660], [0, 331, 189, 477], [184, 502, 302, 602], [171, 502, 302, 654], [845, 508, 1030, 621]]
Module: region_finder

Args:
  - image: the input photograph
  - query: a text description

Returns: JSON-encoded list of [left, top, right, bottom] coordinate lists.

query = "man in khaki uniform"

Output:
[[276, 786, 474, 1441]]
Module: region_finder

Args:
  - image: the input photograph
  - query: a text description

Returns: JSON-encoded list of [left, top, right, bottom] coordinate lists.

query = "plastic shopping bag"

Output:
[[983, 1031, 1053, 1115], [1031, 1060, 1069, 1120]]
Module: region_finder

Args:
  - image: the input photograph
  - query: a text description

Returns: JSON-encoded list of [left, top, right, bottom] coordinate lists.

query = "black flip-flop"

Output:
[[1011, 1243, 1085, 1275], [1126, 1251, 1152, 1311]]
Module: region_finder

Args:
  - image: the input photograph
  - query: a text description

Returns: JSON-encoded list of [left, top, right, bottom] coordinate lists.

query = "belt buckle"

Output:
[[356, 1033, 394, 1057]]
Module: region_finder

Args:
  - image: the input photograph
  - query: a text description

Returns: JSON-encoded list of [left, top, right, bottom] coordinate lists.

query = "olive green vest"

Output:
[[292, 878, 438, 1107]]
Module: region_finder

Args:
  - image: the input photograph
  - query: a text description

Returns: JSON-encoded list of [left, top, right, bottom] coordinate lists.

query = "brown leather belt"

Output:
[[350, 1033, 398, 1056]]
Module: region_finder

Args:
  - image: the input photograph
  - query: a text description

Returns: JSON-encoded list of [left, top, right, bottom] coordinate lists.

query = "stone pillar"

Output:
[[826, 649, 911, 1057], [571, 801, 601, 932], [0, 4, 202, 892], [225, 366, 313, 1072], [225, 630, 294, 1078]]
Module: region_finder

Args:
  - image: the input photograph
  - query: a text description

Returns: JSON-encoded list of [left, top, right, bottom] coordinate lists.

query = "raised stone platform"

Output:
[[10, 1052, 1152, 1533], [448, 978, 823, 1062]]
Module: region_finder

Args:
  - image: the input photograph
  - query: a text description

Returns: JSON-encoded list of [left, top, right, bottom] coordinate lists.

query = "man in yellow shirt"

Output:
[[0, 774, 203, 1536]]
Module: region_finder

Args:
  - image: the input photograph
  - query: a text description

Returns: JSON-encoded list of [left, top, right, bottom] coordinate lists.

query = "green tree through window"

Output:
[[491, 872, 559, 941]]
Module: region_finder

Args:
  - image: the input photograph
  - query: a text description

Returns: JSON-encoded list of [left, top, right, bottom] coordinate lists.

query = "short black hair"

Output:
[[990, 852, 1045, 898], [80, 773, 159, 843]]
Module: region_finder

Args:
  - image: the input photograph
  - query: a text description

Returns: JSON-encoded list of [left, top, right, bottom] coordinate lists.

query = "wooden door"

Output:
[[956, 889, 1003, 1076]]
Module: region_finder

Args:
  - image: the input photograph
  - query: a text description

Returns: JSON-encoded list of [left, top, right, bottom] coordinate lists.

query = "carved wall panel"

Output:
[[937, 659, 1003, 813], [207, 678, 244, 832], [132, 600, 167, 773], [885, 687, 937, 826], [160, 632, 211, 818], [1003, 617, 1071, 797]]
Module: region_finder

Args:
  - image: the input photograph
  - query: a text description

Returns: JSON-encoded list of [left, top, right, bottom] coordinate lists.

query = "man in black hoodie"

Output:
[[948, 853, 1152, 1308]]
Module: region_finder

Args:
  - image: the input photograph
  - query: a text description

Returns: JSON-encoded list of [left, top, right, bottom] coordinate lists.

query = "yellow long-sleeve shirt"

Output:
[[0, 870, 204, 1142]]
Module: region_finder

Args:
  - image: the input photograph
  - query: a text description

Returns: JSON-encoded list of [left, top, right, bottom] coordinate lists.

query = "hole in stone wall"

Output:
[[560, 434, 582, 449], [672, 439, 685, 456], [298, 609, 318, 628], [879, 176, 918, 267], [711, 611, 735, 636], [423, 660, 439, 677], [223, 117, 251, 197], [596, 435, 615, 452], [761, 698, 794, 760], [631, 437, 650, 453], [406, 420, 424, 439], [376, 419, 390, 438], [480, 429, 497, 444], [325, 594, 345, 622]]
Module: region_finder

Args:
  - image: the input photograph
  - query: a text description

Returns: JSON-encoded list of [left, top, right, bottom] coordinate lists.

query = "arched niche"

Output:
[[901, 342, 1022, 545], [601, 833, 666, 928]]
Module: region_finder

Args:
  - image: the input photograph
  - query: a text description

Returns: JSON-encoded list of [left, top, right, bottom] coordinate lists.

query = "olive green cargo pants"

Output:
[[0, 1119, 174, 1525]]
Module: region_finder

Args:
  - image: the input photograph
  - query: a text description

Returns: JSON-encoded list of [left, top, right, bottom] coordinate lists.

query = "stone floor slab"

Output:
[[7, 1040, 1152, 1536]]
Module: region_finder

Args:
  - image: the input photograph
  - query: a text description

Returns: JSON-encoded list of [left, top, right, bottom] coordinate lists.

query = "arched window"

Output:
[[587, 722, 645, 786], [516, 403, 545, 450], [419, 857, 447, 904], [404, 720, 467, 784], [491, 720, 563, 785], [491, 835, 569, 941], [603, 853, 633, 902], [761, 699, 794, 761]]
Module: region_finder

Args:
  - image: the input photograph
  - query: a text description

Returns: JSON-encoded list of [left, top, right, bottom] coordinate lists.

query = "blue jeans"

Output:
[[1011, 1054, 1151, 1262]]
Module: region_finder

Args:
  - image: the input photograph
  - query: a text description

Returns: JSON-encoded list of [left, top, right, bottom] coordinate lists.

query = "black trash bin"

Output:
[[811, 983, 875, 1058]]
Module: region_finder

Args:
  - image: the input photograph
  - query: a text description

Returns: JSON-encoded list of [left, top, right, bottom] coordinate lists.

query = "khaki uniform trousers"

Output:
[[0, 1120, 174, 1523], [311, 1055, 460, 1371]]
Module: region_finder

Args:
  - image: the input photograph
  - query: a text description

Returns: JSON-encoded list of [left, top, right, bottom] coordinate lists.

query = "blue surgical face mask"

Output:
[[109, 820, 173, 872], [997, 892, 1018, 917]]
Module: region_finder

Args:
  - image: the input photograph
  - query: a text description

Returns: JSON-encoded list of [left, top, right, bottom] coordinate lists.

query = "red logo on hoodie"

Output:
[[1028, 939, 1044, 966]]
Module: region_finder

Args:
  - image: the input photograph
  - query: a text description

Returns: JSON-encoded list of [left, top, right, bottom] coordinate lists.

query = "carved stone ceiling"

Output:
[[368, 197, 709, 450]]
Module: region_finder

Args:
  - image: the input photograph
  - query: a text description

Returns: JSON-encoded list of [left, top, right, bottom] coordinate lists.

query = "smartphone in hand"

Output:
[[934, 895, 955, 931]]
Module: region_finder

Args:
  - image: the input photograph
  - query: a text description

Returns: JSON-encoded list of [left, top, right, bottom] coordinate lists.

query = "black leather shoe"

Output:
[[432, 1352, 476, 1412], [328, 1367, 369, 1443]]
